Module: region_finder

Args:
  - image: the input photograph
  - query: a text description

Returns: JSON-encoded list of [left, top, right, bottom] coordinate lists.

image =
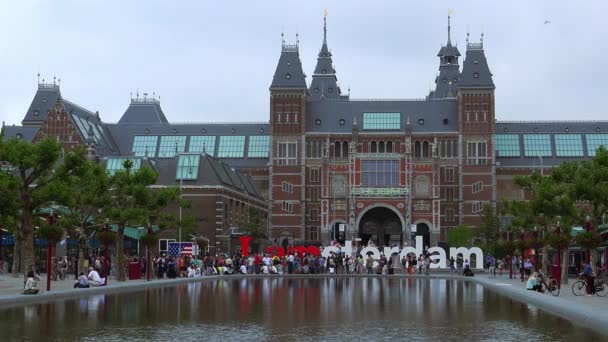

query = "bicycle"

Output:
[[571, 278, 608, 296], [538, 271, 560, 297]]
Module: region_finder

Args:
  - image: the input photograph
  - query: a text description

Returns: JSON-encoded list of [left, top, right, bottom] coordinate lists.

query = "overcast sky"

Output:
[[1, 1, 606, 126]]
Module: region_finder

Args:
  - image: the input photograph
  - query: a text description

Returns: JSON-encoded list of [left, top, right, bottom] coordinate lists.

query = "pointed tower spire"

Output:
[[447, 9, 452, 45], [323, 9, 328, 44], [309, 11, 341, 101], [430, 11, 461, 99]]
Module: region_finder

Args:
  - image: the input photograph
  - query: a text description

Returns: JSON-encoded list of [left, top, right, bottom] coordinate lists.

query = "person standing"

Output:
[[365, 254, 374, 275], [449, 256, 456, 274], [488, 256, 496, 278]]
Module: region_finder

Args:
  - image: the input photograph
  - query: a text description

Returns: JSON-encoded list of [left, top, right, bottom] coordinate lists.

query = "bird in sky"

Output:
[[544, 20, 551, 24]]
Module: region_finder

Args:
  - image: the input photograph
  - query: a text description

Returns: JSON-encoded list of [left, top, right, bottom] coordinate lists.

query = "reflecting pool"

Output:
[[0, 277, 603, 341]]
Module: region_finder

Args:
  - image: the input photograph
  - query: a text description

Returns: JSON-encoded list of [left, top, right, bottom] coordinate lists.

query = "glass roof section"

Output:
[[158, 136, 187, 158], [363, 113, 401, 130], [247, 136, 271, 158], [106, 158, 142, 175], [523, 134, 552, 157], [586, 134, 608, 156], [176, 154, 200, 180], [132, 136, 158, 157], [554, 134, 584, 157], [217, 136, 245, 158], [188, 136, 216, 156], [495, 134, 520, 157]]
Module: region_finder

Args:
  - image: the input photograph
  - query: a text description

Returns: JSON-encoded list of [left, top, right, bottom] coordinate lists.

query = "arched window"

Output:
[[386, 141, 393, 153], [371, 141, 377, 153], [414, 141, 421, 157], [452, 139, 458, 157], [422, 141, 429, 157], [379, 141, 385, 153], [342, 141, 349, 158], [440, 141, 446, 158], [334, 141, 341, 158]]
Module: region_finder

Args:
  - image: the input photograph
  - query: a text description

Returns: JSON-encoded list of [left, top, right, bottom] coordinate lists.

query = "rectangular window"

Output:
[[586, 134, 608, 156], [445, 168, 454, 182], [176, 154, 200, 180], [495, 134, 520, 157], [472, 201, 482, 214], [217, 136, 246, 158], [472, 181, 483, 194], [310, 168, 320, 183], [467, 141, 487, 165], [248, 135, 271, 158], [106, 158, 142, 175], [554, 134, 583, 157], [446, 208, 454, 223], [132, 136, 158, 157], [361, 160, 399, 187], [278, 142, 297, 165], [188, 136, 216, 155], [307, 227, 319, 241], [363, 112, 401, 130], [445, 187, 454, 202], [310, 209, 319, 221], [282, 201, 293, 213], [523, 134, 552, 157], [158, 136, 187, 158], [281, 181, 293, 193]]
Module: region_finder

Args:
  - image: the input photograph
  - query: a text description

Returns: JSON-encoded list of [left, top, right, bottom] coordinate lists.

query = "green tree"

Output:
[[447, 224, 473, 247], [104, 160, 180, 281], [476, 204, 501, 256], [0, 137, 69, 275], [242, 207, 267, 253], [54, 147, 111, 275]]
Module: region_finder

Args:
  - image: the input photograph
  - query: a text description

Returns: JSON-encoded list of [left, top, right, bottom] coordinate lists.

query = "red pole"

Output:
[[585, 220, 592, 265], [533, 230, 539, 272], [146, 227, 152, 282], [46, 242, 52, 291]]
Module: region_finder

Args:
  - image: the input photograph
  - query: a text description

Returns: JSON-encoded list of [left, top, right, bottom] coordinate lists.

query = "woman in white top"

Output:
[[88, 267, 106, 286]]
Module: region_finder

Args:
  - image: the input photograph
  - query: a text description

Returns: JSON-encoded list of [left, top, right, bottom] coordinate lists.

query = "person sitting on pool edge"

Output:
[[23, 271, 40, 295], [526, 272, 543, 292], [74, 272, 90, 288], [88, 267, 106, 286]]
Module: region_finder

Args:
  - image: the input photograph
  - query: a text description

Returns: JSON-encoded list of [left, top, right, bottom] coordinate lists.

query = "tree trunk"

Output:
[[115, 226, 126, 281], [541, 245, 549, 276], [561, 247, 569, 286], [78, 242, 86, 275], [21, 212, 35, 276], [11, 235, 21, 277]]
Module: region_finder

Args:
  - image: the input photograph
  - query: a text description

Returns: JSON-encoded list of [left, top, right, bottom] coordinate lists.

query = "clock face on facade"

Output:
[[332, 175, 347, 197]]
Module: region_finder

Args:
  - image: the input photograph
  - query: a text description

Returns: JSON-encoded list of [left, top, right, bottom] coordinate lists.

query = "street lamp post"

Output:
[[585, 215, 592, 265], [147, 225, 152, 282], [533, 226, 539, 272], [520, 229, 525, 282], [104, 218, 110, 286], [46, 209, 55, 292], [508, 229, 513, 279], [556, 218, 562, 289]]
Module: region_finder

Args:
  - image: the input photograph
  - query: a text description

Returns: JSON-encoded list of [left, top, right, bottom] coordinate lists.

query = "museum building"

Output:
[[4, 16, 608, 250]]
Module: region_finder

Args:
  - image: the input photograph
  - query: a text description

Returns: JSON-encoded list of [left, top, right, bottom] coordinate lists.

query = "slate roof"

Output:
[[105, 122, 269, 168], [495, 121, 608, 168], [117, 99, 169, 125], [306, 98, 459, 133], [137, 154, 262, 198], [22, 84, 61, 126], [460, 42, 495, 89], [269, 43, 307, 90], [2, 125, 39, 141]]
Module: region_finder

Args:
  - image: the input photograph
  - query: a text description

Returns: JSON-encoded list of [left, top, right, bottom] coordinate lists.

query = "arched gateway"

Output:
[[356, 205, 405, 247]]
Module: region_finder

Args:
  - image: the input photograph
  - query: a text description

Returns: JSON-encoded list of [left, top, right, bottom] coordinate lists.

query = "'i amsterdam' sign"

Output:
[[322, 236, 484, 269]]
